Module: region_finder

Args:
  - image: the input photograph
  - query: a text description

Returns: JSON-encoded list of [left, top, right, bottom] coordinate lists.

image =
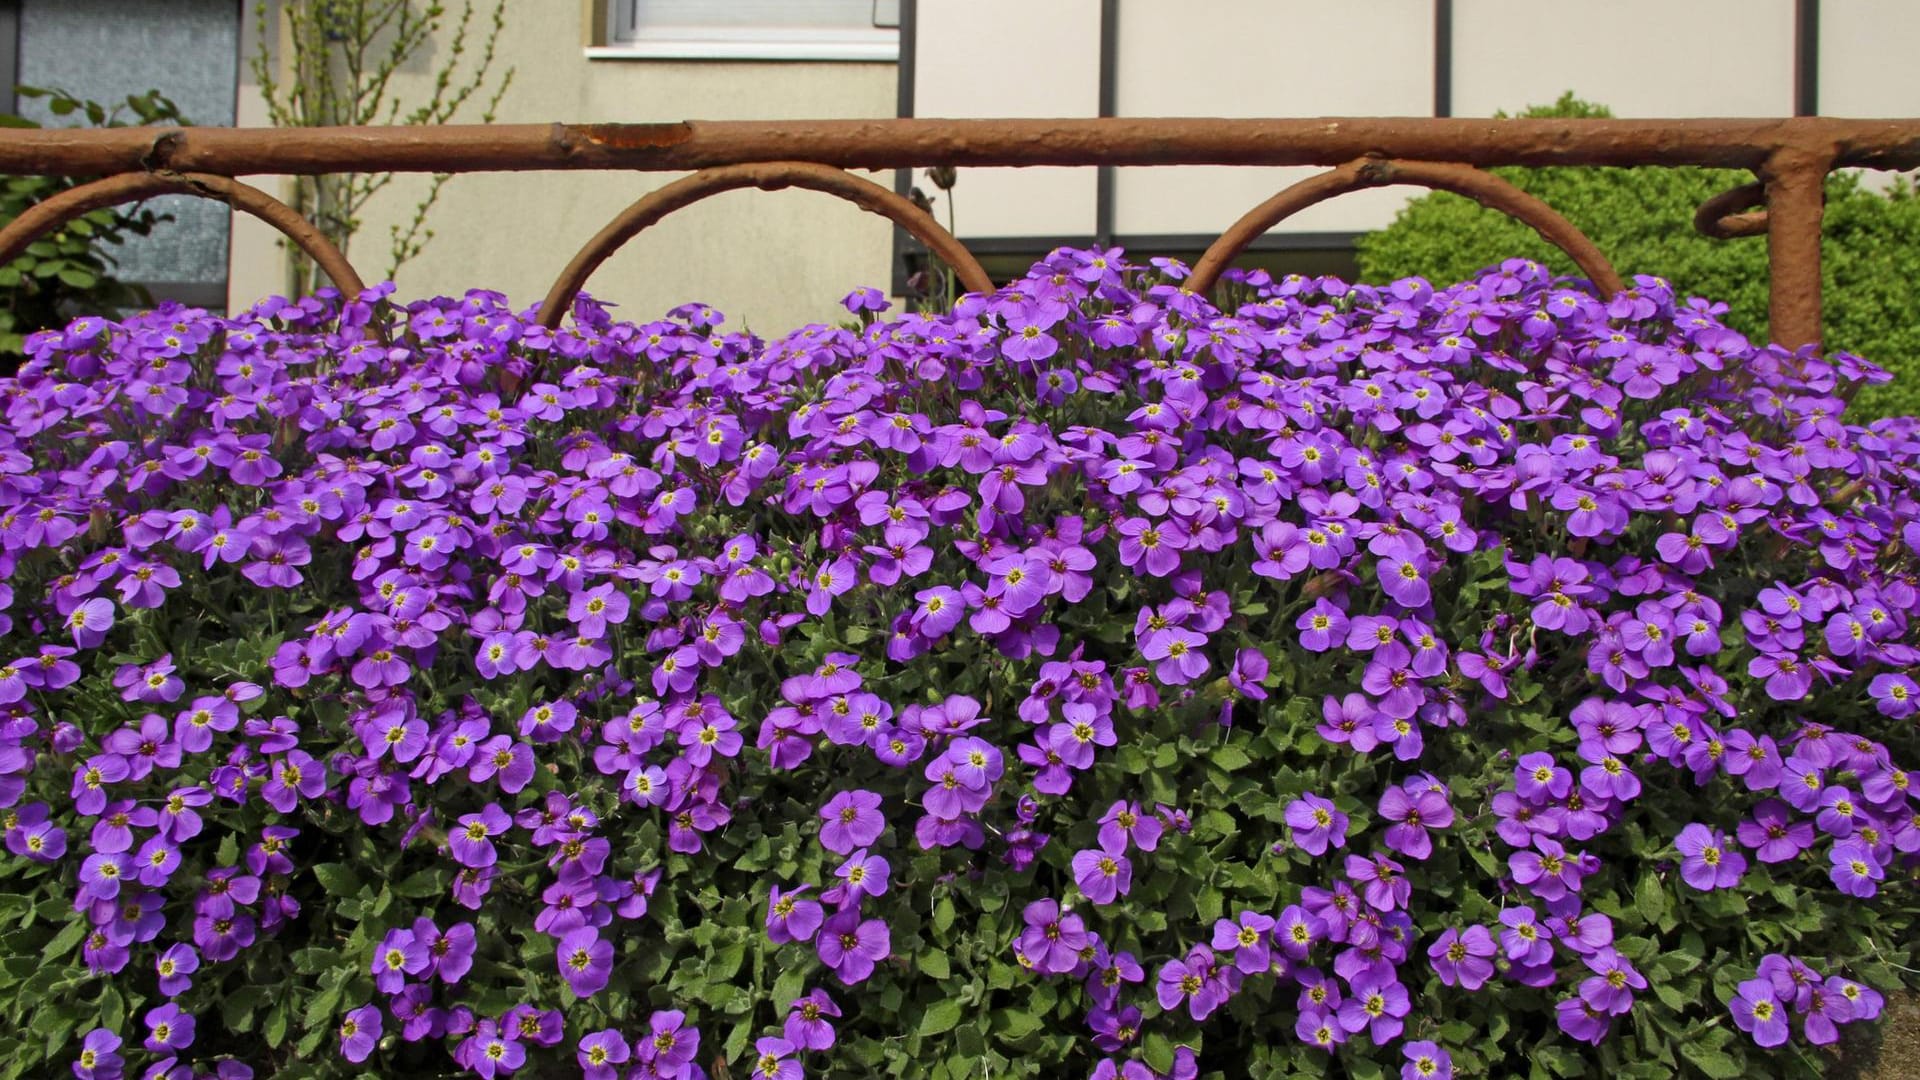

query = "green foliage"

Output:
[[1355, 92, 1920, 419], [251, 0, 515, 294], [0, 87, 188, 356]]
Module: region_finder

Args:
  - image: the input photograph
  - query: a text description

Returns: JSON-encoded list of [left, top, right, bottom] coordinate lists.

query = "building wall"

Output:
[[232, 1, 898, 333], [227, 0, 1920, 319], [908, 0, 1909, 248]]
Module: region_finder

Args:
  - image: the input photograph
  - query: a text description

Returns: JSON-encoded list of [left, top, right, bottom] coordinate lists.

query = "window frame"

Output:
[[592, 0, 900, 62]]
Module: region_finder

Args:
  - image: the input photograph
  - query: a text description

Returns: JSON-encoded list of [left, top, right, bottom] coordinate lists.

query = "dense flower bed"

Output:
[[0, 250, 1915, 1080]]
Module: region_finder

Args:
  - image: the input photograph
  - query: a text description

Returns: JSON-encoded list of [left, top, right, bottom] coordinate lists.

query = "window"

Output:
[[11, 0, 239, 310], [596, 0, 901, 62]]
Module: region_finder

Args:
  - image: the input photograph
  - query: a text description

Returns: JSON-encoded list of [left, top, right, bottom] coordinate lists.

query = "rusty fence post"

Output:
[[1760, 146, 1834, 354]]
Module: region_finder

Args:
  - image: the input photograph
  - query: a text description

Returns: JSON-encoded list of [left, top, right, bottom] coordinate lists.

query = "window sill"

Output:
[[588, 29, 898, 63]]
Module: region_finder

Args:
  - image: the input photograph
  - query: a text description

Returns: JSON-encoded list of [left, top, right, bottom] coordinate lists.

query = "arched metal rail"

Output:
[[2, 116, 1917, 355]]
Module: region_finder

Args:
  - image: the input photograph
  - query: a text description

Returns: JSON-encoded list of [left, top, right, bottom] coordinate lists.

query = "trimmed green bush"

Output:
[[1355, 94, 1920, 419]]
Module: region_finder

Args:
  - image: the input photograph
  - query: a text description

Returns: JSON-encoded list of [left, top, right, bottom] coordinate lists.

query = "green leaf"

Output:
[[1678, 1042, 1745, 1079], [990, 1007, 1043, 1043], [918, 949, 952, 980], [1142, 1032, 1175, 1075], [43, 919, 86, 959], [771, 964, 808, 1010], [392, 869, 446, 898], [1634, 871, 1668, 927], [918, 998, 963, 1037], [223, 984, 268, 1032], [1211, 743, 1252, 771], [55, 268, 95, 289], [311, 863, 362, 896], [1347, 1057, 1386, 1080], [1653, 982, 1692, 1011], [264, 1000, 289, 1048], [302, 974, 347, 1031], [706, 941, 745, 982]]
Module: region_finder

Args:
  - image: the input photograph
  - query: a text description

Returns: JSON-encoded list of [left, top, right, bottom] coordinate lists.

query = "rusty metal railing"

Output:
[[2, 117, 1919, 351]]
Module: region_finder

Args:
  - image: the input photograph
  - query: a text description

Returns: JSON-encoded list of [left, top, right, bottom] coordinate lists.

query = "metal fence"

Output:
[[2, 117, 1919, 348]]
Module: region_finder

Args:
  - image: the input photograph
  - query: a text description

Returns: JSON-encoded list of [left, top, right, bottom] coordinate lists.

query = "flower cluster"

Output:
[[0, 247, 1913, 1080], [1729, 953, 1884, 1048]]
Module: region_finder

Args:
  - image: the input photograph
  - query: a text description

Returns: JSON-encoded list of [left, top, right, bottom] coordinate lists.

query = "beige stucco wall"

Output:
[[232, 1, 898, 334]]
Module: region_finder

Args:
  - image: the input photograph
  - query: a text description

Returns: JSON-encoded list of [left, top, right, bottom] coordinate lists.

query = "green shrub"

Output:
[[0, 87, 188, 357], [1354, 93, 1920, 419]]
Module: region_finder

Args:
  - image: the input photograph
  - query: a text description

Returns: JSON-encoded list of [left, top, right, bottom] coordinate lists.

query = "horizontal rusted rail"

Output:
[[1, 115, 1915, 363], [0, 117, 1916, 176]]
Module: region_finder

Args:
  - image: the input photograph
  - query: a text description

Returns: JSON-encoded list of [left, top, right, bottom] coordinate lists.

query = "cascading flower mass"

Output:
[[0, 248, 1914, 1080]]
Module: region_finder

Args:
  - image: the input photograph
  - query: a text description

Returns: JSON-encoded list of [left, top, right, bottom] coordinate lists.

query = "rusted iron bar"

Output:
[[0, 117, 1917, 177], [537, 161, 992, 329], [0, 171, 365, 299], [1189, 158, 1622, 297], [1694, 182, 1770, 239], [1760, 147, 1834, 352]]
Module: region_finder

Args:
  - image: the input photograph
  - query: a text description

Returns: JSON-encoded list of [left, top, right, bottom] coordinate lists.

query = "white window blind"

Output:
[[598, 0, 901, 61]]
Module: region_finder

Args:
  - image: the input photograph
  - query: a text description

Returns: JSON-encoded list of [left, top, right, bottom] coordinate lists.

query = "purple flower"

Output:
[[1210, 910, 1276, 975], [1401, 1040, 1453, 1080], [372, 927, 429, 993], [1072, 846, 1133, 905], [1511, 838, 1582, 901], [807, 555, 857, 616], [1577, 947, 1646, 1015], [1516, 752, 1572, 801], [1017, 898, 1090, 975], [420, 919, 478, 984], [1427, 926, 1496, 990], [1295, 1008, 1347, 1052], [832, 848, 891, 901], [819, 789, 885, 854], [767, 883, 824, 945], [1097, 799, 1163, 854], [1156, 947, 1226, 1021], [783, 988, 841, 1051], [1378, 781, 1453, 860], [339, 1004, 382, 1064], [1284, 792, 1349, 857], [1295, 599, 1348, 652], [142, 1003, 195, 1053], [1276, 904, 1326, 960], [66, 597, 115, 649], [636, 1010, 699, 1075], [1731, 978, 1790, 1047], [815, 909, 891, 984], [72, 1028, 123, 1080], [155, 943, 199, 996], [568, 583, 630, 638], [1674, 823, 1746, 890], [1748, 650, 1813, 701], [1801, 978, 1855, 1045], [1868, 672, 1918, 718], [1737, 799, 1814, 863], [1377, 553, 1431, 608], [1498, 907, 1554, 966], [749, 1037, 804, 1080], [1337, 973, 1410, 1044], [1002, 305, 1061, 363], [556, 927, 613, 997], [1141, 626, 1210, 686], [577, 1029, 629, 1080], [78, 852, 130, 903], [450, 803, 511, 868], [1116, 516, 1186, 578], [262, 749, 325, 812], [1829, 839, 1884, 897], [461, 1019, 526, 1079]]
